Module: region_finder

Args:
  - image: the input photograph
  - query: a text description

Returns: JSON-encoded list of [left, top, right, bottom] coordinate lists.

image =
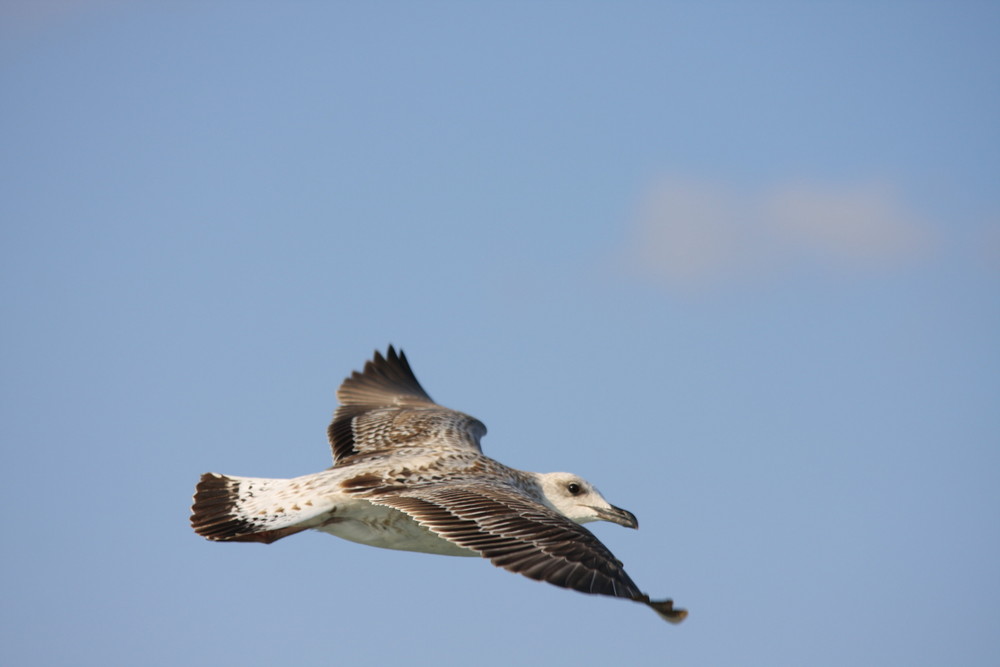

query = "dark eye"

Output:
[[567, 482, 581, 495]]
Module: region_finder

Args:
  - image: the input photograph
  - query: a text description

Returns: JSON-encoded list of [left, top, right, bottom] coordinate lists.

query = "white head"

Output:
[[536, 472, 638, 528]]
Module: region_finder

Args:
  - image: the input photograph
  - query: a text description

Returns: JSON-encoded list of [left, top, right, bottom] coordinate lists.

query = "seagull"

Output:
[[190, 346, 686, 624]]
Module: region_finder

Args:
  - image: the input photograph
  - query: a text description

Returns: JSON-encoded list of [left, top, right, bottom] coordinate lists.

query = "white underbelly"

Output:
[[315, 500, 477, 557]]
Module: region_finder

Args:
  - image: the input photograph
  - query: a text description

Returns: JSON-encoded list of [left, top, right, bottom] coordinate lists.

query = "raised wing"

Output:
[[328, 346, 486, 465], [369, 483, 687, 623]]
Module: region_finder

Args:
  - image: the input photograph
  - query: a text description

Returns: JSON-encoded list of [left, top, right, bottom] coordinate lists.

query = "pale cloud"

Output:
[[623, 176, 932, 291], [765, 183, 928, 264]]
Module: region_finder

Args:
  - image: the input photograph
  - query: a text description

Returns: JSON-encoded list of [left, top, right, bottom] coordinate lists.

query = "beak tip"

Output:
[[605, 505, 639, 529]]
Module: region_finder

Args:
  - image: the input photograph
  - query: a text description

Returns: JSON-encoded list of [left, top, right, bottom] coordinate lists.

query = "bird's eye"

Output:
[[567, 482, 581, 495]]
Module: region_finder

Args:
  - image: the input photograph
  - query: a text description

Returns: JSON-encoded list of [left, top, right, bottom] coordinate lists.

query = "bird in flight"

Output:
[[190, 346, 686, 623]]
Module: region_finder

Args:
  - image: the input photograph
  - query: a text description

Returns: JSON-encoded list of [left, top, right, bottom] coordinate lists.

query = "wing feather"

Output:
[[337, 345, 436, 408], [328, 347, 486, 464], [369, 484, 687, 622], [370, 484, 644, 600]]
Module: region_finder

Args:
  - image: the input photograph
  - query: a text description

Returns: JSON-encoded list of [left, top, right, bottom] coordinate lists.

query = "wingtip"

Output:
[[379, 344, 402, 360], [646, 598, 688, 624], [364, 345, 407, 375]]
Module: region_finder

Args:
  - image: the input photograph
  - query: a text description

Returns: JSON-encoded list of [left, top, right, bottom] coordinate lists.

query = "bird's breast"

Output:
[[316, 498, 477, 557]]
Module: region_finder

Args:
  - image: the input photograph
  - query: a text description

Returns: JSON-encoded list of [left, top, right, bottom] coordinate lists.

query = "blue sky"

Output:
[[2, 2, 998, 665]]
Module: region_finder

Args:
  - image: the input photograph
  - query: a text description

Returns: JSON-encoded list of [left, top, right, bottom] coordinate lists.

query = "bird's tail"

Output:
[[190, 472, 324, 544]]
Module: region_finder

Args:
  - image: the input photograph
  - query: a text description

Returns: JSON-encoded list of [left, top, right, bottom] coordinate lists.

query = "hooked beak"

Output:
[[591, 504, 639, 529]]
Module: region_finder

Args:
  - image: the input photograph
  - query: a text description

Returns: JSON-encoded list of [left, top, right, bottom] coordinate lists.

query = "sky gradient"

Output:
[[2, 3, 998, 666]]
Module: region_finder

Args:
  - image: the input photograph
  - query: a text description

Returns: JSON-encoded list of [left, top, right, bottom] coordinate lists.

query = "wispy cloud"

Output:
[[621, 176, 932, 291]]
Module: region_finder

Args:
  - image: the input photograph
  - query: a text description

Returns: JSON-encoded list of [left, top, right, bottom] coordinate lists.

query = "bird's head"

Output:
[[536, 472, 638, 528]]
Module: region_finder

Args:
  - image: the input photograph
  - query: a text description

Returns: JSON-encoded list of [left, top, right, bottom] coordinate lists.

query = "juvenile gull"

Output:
[[190, 346, 686, 623]]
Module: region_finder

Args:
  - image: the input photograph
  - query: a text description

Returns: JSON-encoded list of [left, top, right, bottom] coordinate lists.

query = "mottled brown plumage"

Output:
[[191, 346, 686, 624]]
